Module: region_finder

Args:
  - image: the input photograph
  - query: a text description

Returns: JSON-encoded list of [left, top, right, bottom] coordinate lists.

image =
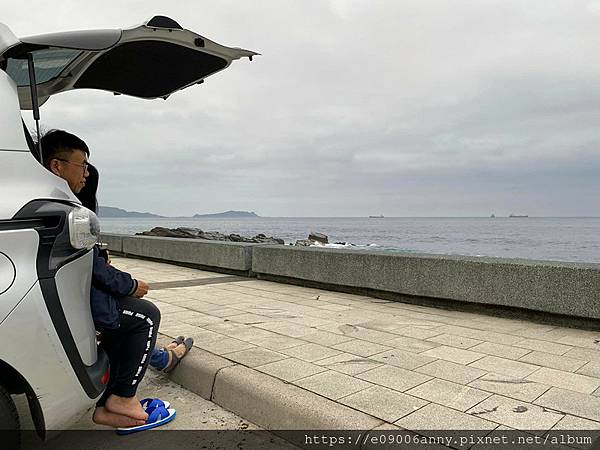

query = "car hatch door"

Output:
[[0, 16, 258, 109]]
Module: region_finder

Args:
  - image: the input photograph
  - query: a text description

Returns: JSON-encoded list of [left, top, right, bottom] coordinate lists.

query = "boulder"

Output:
[[308, 232, 328, 244], [137, 227, 284, 244], [295, 239, 313, 246]]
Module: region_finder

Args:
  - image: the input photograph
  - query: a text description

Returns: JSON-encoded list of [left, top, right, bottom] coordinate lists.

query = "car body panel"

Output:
[[0, 70, 29, 151], [0, 229, 38, 325], [54, 250, 96, 365], [0, 281, 100, 430]]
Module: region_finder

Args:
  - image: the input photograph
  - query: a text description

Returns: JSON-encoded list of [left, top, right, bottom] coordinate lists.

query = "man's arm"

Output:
[[92, 247, 143, 297]]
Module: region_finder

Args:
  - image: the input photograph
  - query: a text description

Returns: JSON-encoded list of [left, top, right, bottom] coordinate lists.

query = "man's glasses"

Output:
[[55, 158, 89, 171]]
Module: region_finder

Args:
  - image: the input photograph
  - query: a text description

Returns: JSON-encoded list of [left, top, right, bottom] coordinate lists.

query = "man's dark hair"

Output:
[[40, 129, 89, 168]]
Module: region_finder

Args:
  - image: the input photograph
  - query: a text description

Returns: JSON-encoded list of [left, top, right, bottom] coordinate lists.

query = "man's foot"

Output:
[[164, 336, 185, 351], [163, 337, 194, 373], [93, 407, 146, 428], [105, 394, 148, 421]]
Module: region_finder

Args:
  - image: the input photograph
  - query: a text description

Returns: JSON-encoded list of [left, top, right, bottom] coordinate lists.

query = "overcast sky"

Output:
[[6, 0, 600, 217]]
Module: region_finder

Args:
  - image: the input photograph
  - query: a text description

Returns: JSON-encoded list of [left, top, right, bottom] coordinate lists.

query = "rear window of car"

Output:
[[5, 48, 81, 86]]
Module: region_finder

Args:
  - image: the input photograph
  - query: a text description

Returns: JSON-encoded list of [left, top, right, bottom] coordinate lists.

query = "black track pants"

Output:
[[96, 296, 161, 406]]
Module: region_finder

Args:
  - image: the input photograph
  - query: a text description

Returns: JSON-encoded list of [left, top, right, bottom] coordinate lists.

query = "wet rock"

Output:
[[308, 232, 328, 244], [294, 239, 313, 246], [137, 227, 283, 244]]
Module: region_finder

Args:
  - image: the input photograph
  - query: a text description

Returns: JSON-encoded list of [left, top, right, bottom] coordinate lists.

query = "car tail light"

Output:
[[68, 206, 99, 250], [101, 367, 110, 385]]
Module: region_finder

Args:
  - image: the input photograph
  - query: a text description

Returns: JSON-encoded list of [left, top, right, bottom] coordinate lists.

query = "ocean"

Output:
[[99, 217, 600, 264]]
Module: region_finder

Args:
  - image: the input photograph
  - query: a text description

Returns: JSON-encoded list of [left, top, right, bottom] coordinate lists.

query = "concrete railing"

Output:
[[101, 233, 256, 273], [101, 233, 600, 320], [251, 245, 600, 320]]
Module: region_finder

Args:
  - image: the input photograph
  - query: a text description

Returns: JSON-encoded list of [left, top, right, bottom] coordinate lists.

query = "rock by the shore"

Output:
[[295, 232, 330, 247], [308, 232, 328, 244], [137, 227, 284, 244]]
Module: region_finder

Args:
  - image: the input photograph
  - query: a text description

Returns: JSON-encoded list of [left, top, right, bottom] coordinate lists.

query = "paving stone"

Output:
[[330, 325, 402, 344], [371, 349, 437, 370], [467, 319, 527, 334], [386, 336, 440, 353], [230, 313, 279, 325], [161, 323, 212, 340], [427, 334, 482, 349], [357, 364, 432, 392], [281, 343, 342, 362], [435, 325, 523, 345], [469, 356, 539, 378], [331, 339, 393, 357], [164, 310, 210, 322], [300, 330, 354, 346], [224, 327, 276, 342], [513, 338, 573, 356], [577, 361, 600, 378], [394, 325, 444, 340], [396, 403, 497, 431], [170, 300, 223, 312], [295, 370, 374, 400], [519, 351, 587, 373], [534, 388, 600, 422], [421, 345, 486, 365], [564, 347, 600, 364], [526, 367, 600, 394], [203, 307, 246, 318], [557, 335, 600, 350], [182, 314, 227, 327], [197, 337, 256, 355], [222, 347, 288, 367], [284, 316, 334, 328], [467, 394, 564, 432], [540, 328, 598, 343], [340, 386, 428, 422], [416, 360, 488, 385], [249, 334, 306, 350], [315, 353, 383, 375], [552, 414, 600, 430], [406, 378, 492, 412], [255, 357, 327, 382], [468, 373, 550, 403], [255, 322, 316, 337], [469, 342, 531, 360]]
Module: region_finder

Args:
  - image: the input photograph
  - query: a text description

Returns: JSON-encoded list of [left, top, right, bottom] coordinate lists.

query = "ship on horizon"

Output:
[[509, 213, 529, 218], [369, 214, 384, 218]]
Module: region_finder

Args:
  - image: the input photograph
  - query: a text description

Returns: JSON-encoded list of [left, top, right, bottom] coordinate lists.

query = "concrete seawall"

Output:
[[101, 233, 600, 321]]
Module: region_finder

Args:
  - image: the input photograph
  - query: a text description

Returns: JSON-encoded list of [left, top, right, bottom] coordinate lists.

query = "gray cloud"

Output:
[[9, 0, 600, 216]]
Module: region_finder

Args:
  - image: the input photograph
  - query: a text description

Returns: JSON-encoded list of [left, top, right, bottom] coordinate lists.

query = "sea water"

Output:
[[99, 216, 600, 264]]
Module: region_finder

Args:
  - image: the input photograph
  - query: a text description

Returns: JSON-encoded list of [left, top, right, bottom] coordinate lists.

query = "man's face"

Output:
[[51, 149, 89, 193]]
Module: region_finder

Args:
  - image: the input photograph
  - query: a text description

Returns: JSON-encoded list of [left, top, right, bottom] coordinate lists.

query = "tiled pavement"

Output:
[[114, 256, 600, 441]]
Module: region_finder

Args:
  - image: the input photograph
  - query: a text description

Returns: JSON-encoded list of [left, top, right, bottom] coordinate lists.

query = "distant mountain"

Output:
[[193, 210, 259, 218], [99, 206, 164, 218]]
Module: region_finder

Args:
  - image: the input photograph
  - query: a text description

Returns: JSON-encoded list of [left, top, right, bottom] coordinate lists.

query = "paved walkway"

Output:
[[115, 255, 600, 446]]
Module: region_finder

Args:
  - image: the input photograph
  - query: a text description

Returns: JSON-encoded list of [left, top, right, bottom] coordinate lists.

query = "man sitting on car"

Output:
[[40, 129, 163, 429]]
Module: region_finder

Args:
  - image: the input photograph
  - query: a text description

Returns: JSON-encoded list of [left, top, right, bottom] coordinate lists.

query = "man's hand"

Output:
[[133, 280, 149, 298]]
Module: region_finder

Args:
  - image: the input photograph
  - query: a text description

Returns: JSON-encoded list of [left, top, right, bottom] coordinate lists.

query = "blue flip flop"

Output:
[[116, 406, 176, 435], [140, 398, 170, 413]]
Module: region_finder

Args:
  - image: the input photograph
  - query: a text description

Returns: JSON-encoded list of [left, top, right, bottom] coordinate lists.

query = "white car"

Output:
[[0, 16, 256, 446]]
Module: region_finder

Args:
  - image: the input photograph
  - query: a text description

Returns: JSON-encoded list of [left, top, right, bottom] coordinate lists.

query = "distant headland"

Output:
[[193, 211, 259, 218], [98, 206, 259, 219]]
